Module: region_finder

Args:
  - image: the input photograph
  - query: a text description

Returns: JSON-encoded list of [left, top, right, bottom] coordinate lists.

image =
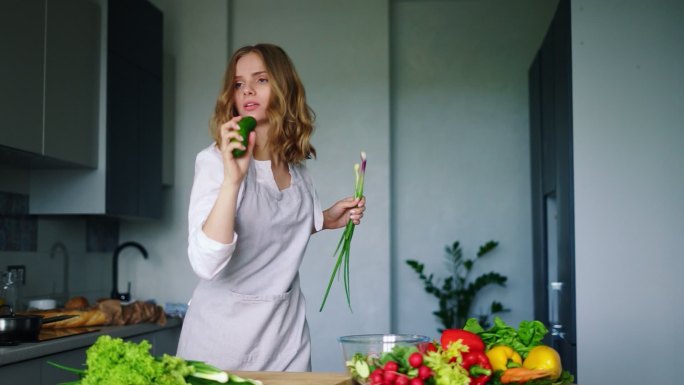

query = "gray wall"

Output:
[[391, 0, 557, 336], [572, 0, 684, 383], [120, 0, 552, 371]]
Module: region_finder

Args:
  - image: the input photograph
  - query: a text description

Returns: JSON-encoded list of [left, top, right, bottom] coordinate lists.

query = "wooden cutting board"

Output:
[[231, 371, 352, 385]]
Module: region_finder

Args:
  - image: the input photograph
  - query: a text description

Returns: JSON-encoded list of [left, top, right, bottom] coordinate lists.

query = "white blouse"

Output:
[[177, 144, 324, 371]]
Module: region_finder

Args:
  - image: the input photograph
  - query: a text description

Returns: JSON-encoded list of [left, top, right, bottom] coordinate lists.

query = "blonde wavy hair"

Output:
[[209, 43, 316, 164]]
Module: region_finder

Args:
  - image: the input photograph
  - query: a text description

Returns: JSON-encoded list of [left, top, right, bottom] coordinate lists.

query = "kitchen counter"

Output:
[[0, 317, 182, 366], [232, 371, 351, 385]]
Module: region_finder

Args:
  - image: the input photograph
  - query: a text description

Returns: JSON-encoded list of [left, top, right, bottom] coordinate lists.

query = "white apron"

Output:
[[177, 158, 317, 371]]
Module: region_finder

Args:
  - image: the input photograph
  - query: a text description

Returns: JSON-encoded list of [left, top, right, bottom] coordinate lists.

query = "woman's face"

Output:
[[233, 52, 271, 124]]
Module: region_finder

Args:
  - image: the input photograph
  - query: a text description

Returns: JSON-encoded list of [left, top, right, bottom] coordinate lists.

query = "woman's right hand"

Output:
[[218, 116, 256, 187]]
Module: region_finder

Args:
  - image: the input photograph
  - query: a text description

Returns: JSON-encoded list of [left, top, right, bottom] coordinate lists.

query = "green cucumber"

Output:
[[354, 360, 370, 379], [228, 373, 264, 385], [231, 116, 257, 158]]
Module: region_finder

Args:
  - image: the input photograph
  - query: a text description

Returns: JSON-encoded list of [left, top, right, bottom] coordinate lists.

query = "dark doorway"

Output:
[[529, 0, 577, 379]]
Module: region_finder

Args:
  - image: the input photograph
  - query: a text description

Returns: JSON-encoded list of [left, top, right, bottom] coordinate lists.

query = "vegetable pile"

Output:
[[345, 318, 574, 385], [49, 335, 262, 385]]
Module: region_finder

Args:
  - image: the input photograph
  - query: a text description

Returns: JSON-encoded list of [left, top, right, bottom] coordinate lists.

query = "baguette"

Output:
[[38, 309, 109, 328], [21, 299, 166, 328]]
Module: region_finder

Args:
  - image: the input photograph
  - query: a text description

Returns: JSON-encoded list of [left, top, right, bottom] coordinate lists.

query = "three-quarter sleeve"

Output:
[[187, 146, 242, 280], [299, 163, 324, 232], [312, 185, 324, 232]]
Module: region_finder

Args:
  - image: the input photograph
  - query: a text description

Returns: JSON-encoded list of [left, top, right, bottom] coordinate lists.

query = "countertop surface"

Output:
[[231, 371, 352, 385], [0, 317, 182, 366]]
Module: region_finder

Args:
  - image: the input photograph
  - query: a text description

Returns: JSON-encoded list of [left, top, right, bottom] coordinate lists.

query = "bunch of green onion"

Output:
[[320, 151, 367, 312]]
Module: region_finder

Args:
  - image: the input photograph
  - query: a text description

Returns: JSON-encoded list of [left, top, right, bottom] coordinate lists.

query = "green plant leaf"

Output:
[[405, 239, 509, 332], [477, 240, 499, 257]]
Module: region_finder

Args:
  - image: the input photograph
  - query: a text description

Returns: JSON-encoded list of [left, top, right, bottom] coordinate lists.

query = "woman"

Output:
[[176, 43, 366, 371]]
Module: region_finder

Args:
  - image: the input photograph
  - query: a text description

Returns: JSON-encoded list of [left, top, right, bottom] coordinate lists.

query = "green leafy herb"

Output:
[[48, 335, 262, 385], [320, 151, 367, 312], [464, 316, 548, 359], [377, 345, 419, 374]]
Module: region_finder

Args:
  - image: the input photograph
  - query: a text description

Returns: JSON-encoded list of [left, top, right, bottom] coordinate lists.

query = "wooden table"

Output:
[[231, 371, 352, 385], [231, 371, 576, 385]]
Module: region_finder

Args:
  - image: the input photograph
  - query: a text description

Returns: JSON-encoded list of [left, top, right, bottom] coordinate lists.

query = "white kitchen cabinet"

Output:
[[0, 0, 100, 169]]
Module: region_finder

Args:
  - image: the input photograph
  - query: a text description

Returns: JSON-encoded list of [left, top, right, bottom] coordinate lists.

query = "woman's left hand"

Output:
[[323, 196, 366, 230]]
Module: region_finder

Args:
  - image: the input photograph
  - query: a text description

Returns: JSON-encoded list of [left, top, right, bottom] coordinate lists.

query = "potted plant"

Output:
[[406, 240, 508, 332]]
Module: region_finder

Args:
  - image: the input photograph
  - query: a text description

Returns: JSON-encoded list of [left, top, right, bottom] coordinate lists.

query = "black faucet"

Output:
[[111, 241, 148, 301]]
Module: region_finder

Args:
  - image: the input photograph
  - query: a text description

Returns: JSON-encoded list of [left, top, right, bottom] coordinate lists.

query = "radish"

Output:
[[384, 361, 399, 372], [418, 365, 432, 380], [369, 368, 383, 384], [408, 352, 423, 368], [369, 372, 384, 385], [409, 378, 424, 385], [383, 370, 398, 384], [371, 368, 384, 377], [395, 374, 410, 385]]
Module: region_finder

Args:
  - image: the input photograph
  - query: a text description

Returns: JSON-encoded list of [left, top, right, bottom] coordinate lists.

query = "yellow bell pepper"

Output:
[[485, 345, 522, 372], [523, 345, 562, 380]]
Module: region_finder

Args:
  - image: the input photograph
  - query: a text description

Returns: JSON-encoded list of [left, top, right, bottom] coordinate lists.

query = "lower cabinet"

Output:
[[149, 327, 181, 356], [41, 347, 89, 384], [0, 359, 42, 383], [1, 326, 181, 385]]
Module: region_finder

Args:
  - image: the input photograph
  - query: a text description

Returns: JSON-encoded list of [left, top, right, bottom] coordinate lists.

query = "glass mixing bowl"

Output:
[[338, 334, 432, 383]]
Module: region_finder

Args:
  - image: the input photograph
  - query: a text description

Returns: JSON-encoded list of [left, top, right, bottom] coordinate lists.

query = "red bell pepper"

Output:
[[440, 329, 485, 352], [440, 329, 491, 384], [461, 351, 493, 385]]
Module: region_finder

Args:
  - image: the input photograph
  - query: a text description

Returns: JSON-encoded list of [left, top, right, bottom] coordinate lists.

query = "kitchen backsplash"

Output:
[[86, 216, 119, 252], [0, 190, 120, 308], [0, 191, 37, 251]]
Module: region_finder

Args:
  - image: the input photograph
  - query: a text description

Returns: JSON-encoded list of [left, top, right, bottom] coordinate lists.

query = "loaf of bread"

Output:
[[22, 299, 166, 328], [37, 309, 110, 328], [64, 296, 89, 310]]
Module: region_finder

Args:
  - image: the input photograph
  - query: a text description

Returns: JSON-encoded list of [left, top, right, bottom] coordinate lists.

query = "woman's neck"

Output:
[[253, 146, 288, 168], [252, 124, 272, 161], [253, 145, 273, 161]]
